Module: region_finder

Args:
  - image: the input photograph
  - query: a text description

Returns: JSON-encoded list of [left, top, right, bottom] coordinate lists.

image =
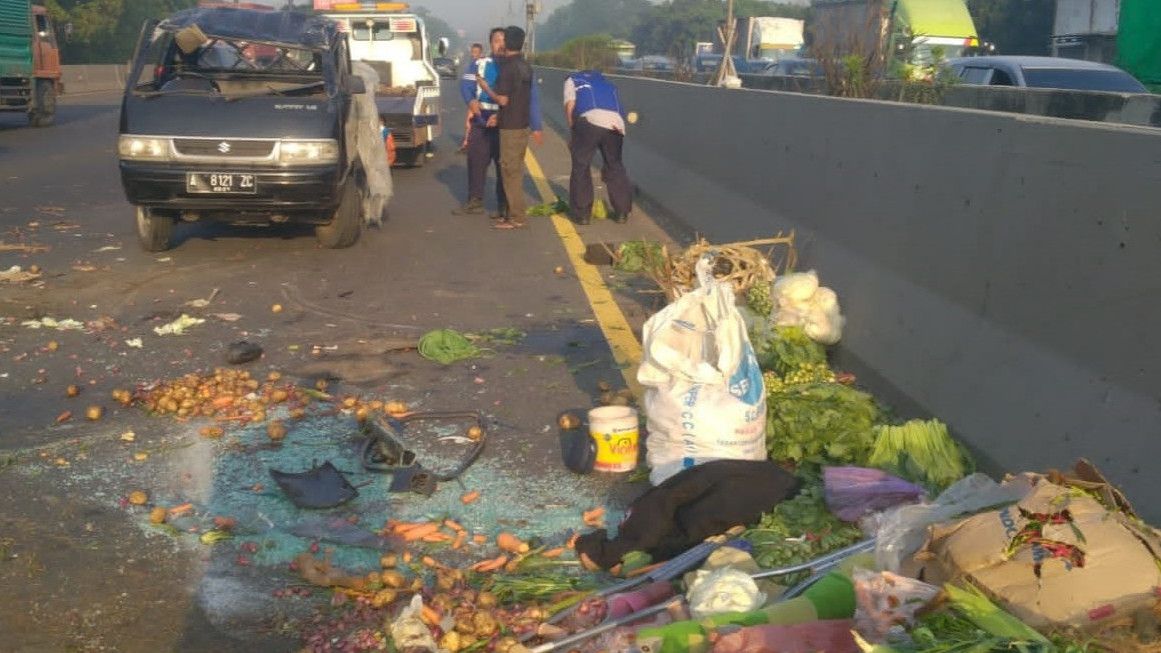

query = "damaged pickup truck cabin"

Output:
[[118, 7, 383, 251]]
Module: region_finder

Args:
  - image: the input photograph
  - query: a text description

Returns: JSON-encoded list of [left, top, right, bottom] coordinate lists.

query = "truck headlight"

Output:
[[118, 136, 170, 161], [277, 139, 339, 165]]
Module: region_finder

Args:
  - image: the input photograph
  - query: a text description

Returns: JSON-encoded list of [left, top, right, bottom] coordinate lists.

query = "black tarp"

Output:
[[159, 7, 338, 51]]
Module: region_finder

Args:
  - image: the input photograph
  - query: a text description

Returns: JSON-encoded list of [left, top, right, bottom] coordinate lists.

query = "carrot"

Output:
[[452, 531, 467, 550], [421, 532, 452, 543], [393, 521, 430, 534], [420, 605, 441, 627], [400, 523, 441, 541], [582, 507, 605, 526], [212, 395, 235, 408], [443, 519, 465, 533], [541, 547, 566, 559], [471, 555, 509, 573], [460, 490, 480, 504], [167, 503, 194, 518], [402, 550, 413, 564], [496, 533, 529, 555], [421, 556, 442, 569], [472, 534, 488, 545]]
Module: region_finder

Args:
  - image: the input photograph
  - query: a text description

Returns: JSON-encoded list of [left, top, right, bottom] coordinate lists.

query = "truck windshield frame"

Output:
[[129, 30, 333, 98]]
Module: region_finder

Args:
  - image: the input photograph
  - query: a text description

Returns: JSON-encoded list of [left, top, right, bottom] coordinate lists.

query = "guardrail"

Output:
[[60, 64, 128, 94], [538, 67, 1161, 520], [613, 67, 1161, 129]]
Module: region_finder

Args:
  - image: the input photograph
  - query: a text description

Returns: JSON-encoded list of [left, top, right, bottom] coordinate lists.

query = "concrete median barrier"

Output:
[[537, 67, 1161, 518], [61, 64, 128, 94]]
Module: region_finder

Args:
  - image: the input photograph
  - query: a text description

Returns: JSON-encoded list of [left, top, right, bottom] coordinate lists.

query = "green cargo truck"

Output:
[[0, 0, 60, 126], [1117, 0, 1161, 92], [808, 0, 981, 68]]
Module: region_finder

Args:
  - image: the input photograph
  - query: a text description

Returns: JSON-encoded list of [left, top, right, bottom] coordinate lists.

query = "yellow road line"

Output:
[[524, 150, 642, 396]]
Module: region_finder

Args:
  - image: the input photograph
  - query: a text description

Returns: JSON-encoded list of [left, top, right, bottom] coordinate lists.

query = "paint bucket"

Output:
[[588, 406, 639, 473]]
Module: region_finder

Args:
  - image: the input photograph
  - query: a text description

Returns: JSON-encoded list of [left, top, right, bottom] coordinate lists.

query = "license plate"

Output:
[[186, 172, 256, 194]]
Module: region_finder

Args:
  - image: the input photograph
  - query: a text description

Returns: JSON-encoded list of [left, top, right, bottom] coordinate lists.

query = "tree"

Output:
[[630, 0, 808, 60], [536, 0, 651, 51], [532, 34, 622, 70], [45, 0, 199, 63], [967, 0, 1055, 55], [412, 7, 463, 55]]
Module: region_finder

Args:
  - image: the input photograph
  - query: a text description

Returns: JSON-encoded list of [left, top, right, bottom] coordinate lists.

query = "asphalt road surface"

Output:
[[0, 84, 677, 652]]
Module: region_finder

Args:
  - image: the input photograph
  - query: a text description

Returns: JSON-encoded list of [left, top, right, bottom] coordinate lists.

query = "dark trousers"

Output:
[[466, 124, 506, 212], [569, 118, 632, 219]]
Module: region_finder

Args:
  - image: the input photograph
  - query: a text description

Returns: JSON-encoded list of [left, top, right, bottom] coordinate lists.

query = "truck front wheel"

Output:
[[28, 79, 56, 128], [315, 177, 362, 248], [136, 207, 174, 252]]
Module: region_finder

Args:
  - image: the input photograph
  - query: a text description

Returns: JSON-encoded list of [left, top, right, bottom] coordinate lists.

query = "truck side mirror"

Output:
[[349, 76, 366, 95], [437, 37, 449, 56]]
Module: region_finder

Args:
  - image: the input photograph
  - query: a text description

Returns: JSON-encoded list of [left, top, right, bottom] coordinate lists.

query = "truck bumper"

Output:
[[120, 162, 343, 220]]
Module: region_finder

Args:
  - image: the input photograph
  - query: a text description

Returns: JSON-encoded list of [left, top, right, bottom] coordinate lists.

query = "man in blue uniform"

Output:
[[563, 68, 632, 225]]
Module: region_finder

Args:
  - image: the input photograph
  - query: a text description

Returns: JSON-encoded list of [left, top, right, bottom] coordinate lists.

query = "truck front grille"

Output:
[[173, 139, 274, 158]]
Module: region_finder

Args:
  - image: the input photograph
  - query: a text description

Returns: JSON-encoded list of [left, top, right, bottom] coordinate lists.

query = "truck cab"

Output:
[[118, 6, 372, 251], [319, 2, 441, 167], [0, 1, 61, 127]]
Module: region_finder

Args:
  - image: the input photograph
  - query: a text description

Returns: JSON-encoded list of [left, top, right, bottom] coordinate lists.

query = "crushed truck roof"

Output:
[[159, 7, 339, 50]]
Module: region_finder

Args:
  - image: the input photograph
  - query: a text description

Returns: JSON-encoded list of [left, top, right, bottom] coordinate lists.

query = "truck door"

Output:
[[32, 12, 60, 79]]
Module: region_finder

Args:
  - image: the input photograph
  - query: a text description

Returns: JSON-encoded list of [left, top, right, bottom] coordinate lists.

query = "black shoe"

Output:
[[611, 211, 630, 224], [572, 211, 591, 225], [452, 199, 484, 215]]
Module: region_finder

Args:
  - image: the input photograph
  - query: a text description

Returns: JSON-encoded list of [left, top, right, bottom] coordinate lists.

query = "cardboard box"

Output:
[[919, 479, 1161, 629]]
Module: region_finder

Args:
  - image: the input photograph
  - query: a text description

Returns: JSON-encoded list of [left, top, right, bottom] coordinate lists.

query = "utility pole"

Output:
[[525, 0, 540, 56]]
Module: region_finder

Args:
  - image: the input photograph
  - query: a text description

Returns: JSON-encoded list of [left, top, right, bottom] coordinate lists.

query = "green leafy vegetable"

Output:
[[868, 419, 973, 493], [746, 281, 774, 317], [765, 381, 880, 467], [614, 240, 665, 274], [418, 329, 485, 365], [749, 322, 827, 376], [743, 478, 865, 574], [528, 197, 570, 217]]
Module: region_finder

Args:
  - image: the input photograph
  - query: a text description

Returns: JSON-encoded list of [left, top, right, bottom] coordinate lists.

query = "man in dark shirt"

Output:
[[481, 26, 536, 229]]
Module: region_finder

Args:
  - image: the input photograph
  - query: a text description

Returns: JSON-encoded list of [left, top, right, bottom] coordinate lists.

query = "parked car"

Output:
[[946, 56, 1147, 93], [433, 56, 456, 78], [118, 7, 370, 251]]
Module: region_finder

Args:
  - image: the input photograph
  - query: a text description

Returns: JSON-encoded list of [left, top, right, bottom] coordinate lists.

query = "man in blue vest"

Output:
[[563, 68, 632, 225], [454, 29, 506, 216]]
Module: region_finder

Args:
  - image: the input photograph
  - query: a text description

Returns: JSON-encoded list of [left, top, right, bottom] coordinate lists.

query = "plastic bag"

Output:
[[389, 595, 440, 653], [771, 271, 845, 345], [874, 473, 1033, 572], [638, 257, 767, 485], [852, 569, 941, 642], [823, 466, 926, 523], [351, 61, 393, 225], [774, 271, 820, 304], [686, 567, 767, 619]]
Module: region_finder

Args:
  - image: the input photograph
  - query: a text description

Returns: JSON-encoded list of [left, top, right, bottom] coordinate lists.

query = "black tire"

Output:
[[315, 177, 362, 248], [28, 79, 56, 128], [136, 206, 174, 252]]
